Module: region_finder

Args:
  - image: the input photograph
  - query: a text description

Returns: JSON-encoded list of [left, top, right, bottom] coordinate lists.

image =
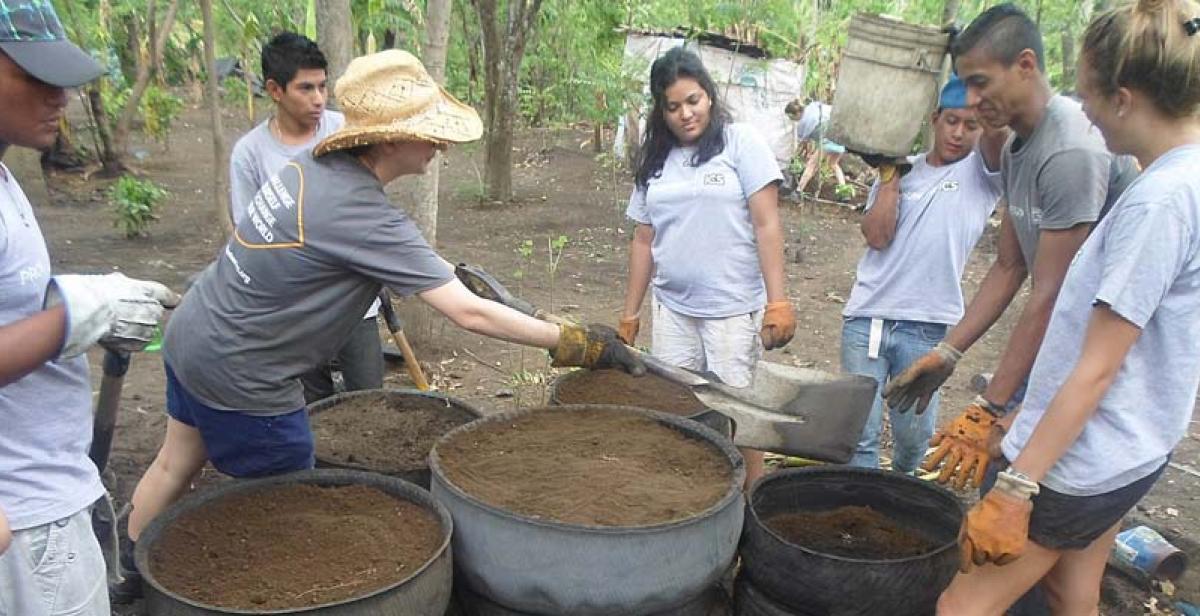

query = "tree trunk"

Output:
[[316, 0, 354, 107], [112, 0, 181, 159], [87, 88, 124, 177], [471, 0, 543, 203], [941, 0, 962, 26], [391, 0, 451, 246], [201, 0, 231, 234], [1061, 31, 1076, 93], [391, 0, 454, 347]]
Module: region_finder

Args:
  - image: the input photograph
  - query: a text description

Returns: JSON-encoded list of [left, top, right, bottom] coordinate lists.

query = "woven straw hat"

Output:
[[314, 49, 482, 156]]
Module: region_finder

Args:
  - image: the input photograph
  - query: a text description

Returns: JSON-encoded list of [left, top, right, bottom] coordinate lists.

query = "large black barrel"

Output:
[[430, 405, 745, 615], [548, 369, 732, 436], [309, 388, 483, 488], [136, 469, 453, 615], [740, 467, 963, 616]]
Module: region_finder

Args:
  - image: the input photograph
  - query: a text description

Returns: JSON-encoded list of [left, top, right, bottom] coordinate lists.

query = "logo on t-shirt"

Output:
[[941, 180, 959, 192], [704, 173, 726, 186]]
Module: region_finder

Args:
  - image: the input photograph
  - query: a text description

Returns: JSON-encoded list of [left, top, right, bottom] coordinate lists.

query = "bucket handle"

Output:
[[842, 48, 945, 74]]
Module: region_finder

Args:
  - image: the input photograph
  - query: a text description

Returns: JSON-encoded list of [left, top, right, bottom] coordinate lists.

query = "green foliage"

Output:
[[110, 176, 169, 238], [141, 85, 185, 143], [834, 183, 857, 201]]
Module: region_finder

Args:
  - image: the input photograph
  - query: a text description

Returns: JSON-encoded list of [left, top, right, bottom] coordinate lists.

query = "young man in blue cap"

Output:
[[840, 74, 1006, 474], [0, 1, 177, 612]]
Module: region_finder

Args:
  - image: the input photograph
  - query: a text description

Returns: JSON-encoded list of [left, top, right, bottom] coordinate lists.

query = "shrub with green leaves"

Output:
[[141, 85, 185, 145], [110, 176, 168, 238]]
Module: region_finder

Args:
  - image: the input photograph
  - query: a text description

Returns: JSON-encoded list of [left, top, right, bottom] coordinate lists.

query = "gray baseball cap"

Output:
[[0, 0, 103, 87]]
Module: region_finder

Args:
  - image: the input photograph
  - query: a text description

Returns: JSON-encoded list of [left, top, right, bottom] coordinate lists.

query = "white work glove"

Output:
[[44, 273, 180, 357]]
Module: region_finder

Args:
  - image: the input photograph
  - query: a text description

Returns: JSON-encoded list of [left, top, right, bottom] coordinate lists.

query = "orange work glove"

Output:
[[882, 341, 962, 414], [617, 315, 640, 346], [959, 476, 1035, 572], [921, 398, 1003, 490], [760, 301, 796, 350]]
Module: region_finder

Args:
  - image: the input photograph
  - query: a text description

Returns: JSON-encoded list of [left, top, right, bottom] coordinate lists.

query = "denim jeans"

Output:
[[840, 317, 948, 473]]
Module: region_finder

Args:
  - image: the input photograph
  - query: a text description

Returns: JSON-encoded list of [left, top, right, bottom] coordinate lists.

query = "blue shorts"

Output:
[[164, 363, 314, 478]]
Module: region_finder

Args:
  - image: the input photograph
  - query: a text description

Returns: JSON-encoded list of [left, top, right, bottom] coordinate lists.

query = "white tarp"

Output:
[[617, 33, 806, 163]]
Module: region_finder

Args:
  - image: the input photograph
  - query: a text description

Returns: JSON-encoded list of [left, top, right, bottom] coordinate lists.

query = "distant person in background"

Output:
[[785, 98, 847, 196], [228, 32, 383, 403], [618, 47, 796, 489]]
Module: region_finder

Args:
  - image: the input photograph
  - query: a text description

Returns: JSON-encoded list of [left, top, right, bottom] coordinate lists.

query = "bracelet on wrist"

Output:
[[973, 395, 1007, 418]]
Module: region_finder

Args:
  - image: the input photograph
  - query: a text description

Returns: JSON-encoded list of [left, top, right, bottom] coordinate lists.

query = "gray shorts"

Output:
[[984, 456, 1166, 550], [0, 505, 109, 616]]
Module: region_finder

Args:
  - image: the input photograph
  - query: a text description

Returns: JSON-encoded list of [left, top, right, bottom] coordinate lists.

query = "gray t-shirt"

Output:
[[0, 164, 103, 530], [844, 150, 1001, 325], [229, 109, 344, 225], [1003, 96, 1137, 267], [164, 151, 454, 414], [1003, 144, 1200, 496], [626, 123, 783, 318]]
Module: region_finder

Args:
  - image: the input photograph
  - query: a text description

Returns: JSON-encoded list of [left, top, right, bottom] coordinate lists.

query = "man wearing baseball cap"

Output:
[[0, 1, 178, 613], [839, 74, 1007, 475]]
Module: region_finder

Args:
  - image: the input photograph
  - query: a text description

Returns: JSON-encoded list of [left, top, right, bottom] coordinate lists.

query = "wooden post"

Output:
[[200, 0, 230, 234]]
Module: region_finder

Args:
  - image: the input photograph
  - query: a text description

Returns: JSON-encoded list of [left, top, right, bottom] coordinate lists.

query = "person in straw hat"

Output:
[[118, 49, 644, 598]]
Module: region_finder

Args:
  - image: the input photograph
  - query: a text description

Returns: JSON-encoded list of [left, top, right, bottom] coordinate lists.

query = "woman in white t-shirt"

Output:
[[939, 1, 1200, 614], [617, 47, 796, 487]]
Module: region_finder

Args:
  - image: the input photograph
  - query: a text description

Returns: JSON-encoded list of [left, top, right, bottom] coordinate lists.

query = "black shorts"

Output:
[[982, 456, 1166, 550]]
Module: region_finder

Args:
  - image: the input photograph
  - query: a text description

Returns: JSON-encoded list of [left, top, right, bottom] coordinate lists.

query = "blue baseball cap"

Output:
[[0, 0, 103, 87], [939, 73, 968, 110]]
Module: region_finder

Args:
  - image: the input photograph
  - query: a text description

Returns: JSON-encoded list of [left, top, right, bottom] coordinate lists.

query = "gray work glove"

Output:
[[44, 273, 180, 357]]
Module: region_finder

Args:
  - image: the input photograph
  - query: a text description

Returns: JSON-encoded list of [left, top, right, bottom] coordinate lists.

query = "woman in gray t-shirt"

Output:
[[616, 47, 795, 488]]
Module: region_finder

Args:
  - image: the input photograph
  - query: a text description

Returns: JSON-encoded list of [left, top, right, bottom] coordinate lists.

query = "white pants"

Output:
[[0, 505, 108, 616], [651, 297, 763, 388]]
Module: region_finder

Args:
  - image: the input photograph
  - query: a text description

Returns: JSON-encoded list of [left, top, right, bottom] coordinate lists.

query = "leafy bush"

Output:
[[109, 176, 168, 238], [141, 85, 184, 144], [834, 183, 857, 201]]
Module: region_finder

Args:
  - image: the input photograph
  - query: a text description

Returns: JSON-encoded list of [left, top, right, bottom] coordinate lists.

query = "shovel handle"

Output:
[[377, 291, 431, 391]]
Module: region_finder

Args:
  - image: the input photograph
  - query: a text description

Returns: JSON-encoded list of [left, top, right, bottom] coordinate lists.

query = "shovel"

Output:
[[454, 264, 876, 463]]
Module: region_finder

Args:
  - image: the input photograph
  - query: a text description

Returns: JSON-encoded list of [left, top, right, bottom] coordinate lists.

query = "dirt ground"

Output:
[[32, 100, 1200, 614]]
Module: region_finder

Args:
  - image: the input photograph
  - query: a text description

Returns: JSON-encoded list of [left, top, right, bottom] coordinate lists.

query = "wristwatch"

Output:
[[974, 395, 1007, 418]]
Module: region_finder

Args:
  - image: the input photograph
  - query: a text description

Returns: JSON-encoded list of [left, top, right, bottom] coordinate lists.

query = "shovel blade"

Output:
[[693, 361, 876, 463]]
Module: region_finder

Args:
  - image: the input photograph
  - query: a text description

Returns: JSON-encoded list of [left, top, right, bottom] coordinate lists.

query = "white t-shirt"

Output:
[[626, 123, 783, 318], [1003, 144, 1200, 496], [0, 163, 104, 529], [844, 150, 1001, 325]]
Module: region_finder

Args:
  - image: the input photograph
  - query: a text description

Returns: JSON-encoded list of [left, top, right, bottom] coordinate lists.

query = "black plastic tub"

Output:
[[740, 467, 963, 616], [548, 369, 732, 437], [308, 388, 484, 488], [135, 469, 453, 615]]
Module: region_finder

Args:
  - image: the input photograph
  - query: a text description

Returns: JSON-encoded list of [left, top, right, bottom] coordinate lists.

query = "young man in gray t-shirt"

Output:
[[883, 5, 1137, 488], [227, 32, 380, 403]]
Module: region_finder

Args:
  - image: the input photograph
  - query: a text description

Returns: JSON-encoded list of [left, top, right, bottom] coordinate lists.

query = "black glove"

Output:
[[551, 323, 646, 375]]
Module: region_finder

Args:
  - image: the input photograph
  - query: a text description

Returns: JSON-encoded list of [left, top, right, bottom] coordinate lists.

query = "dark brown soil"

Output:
[[554, 369, 706, 416], [150, 484, 443, 609], [437, 407, 732, 526], [311, 393, 477, 474], [766, 505, 934, 560]]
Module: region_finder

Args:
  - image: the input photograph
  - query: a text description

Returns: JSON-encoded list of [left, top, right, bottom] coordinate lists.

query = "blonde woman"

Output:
[[939, 1, 1200, 613]]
